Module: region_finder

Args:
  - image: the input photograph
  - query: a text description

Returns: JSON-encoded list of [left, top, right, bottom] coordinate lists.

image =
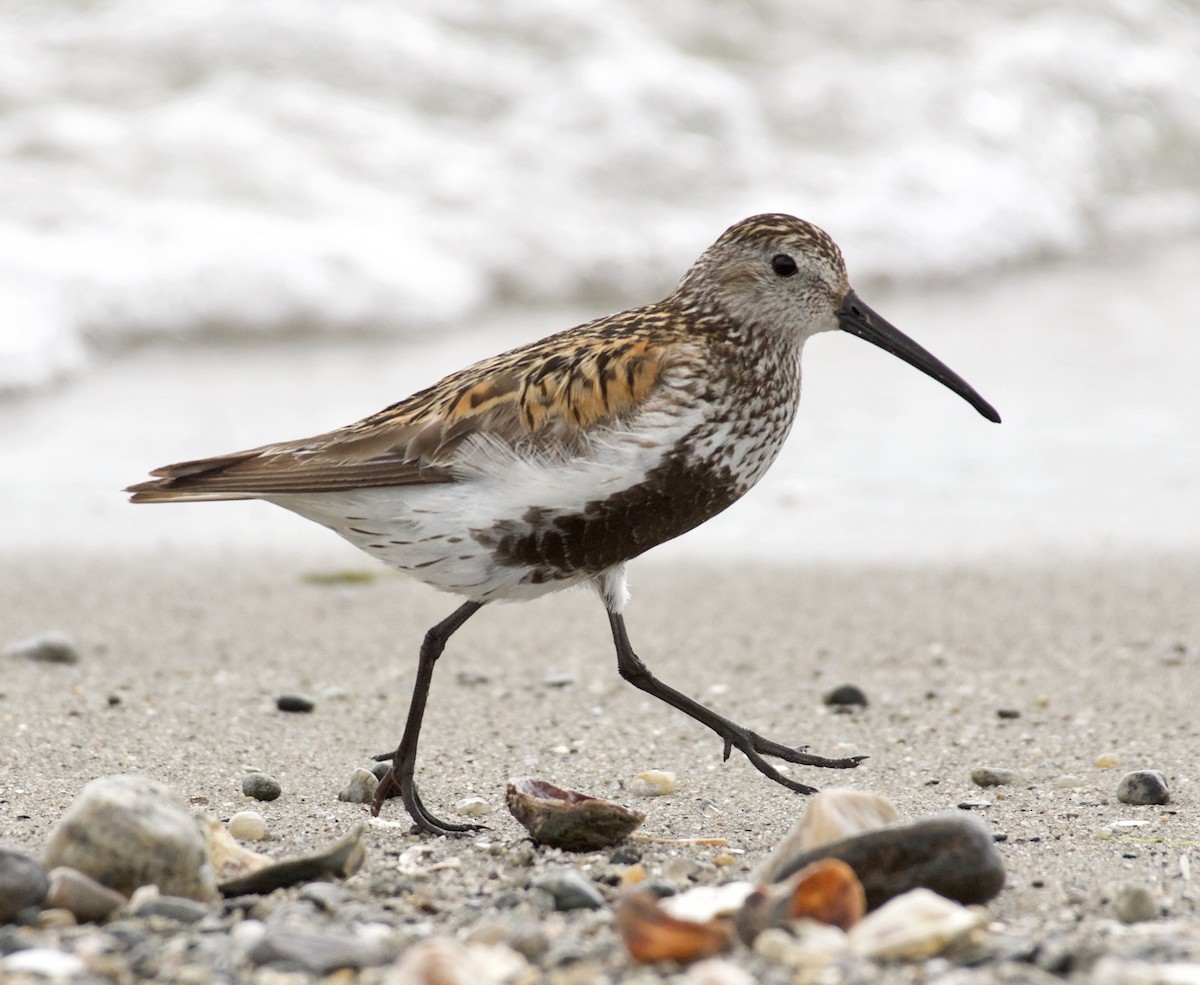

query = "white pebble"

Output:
[[629, 770, 677, 797], [455, 797, 493, 817], [1053, 774, 1085, 789], [228, 811, 268, 841], [1, 948, 87, 977]]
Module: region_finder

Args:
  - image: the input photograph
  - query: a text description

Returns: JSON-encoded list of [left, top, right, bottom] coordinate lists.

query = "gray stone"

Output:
[[242, 772, 282, 802], [1117, 770, 1170, 806], [531, 868, 605, 911], [1113, 884, 1160, 923], [247, 923, 390, 973], [44, 866, 126, 923], [43, 774, 218, 902], [275, 693, 315, 713], [0, 849, 47, 923], [299, 881, 353, 912], [4, 631, 79, 664], [971, 766, 1017, 788], [132, 894, 211, 923]]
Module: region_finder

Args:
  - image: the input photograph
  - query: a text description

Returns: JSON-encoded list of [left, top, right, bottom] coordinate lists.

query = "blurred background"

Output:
[[2, 0, 1198, 563]]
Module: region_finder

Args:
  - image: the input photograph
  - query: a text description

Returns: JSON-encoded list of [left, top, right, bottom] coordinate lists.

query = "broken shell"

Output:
[[737, 858, 865, 943], [616, 889, 736, 965], [201, 817, 274, 884], [755, 789, 898, 883], [217, 824, 366, 897], [661, 882, 756, 923], [505, 777, 644, 851], [847, 887, 986, 961]]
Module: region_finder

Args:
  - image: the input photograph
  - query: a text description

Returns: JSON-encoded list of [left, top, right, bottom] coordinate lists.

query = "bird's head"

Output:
[[679, 213, 1000, 423]]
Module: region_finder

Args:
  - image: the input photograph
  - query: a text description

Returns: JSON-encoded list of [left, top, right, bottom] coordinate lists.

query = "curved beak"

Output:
[[838, 290, 1001, 423]]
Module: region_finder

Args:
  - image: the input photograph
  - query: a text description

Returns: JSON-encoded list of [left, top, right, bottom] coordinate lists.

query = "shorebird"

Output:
[[128, 214, 1000, 835]]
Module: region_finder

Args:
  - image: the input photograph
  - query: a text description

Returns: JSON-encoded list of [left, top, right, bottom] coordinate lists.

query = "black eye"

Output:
[[771, 253, 798, 277]]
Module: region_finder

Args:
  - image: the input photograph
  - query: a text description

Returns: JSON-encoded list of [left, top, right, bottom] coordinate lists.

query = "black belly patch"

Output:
[[473, 454, 742, 579]]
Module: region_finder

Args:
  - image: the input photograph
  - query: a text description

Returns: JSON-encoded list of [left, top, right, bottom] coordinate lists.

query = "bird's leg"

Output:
[[606, 610, 864, 794], [371, 600, 485, 835]]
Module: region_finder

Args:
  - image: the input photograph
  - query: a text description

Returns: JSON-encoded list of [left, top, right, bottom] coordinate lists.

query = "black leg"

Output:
[[371, 600, 485, 835], [606, 610, 864, 794]]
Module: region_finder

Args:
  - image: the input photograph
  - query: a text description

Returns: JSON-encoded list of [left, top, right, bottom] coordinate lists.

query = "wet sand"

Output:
[[4, 547, 1198, 939]]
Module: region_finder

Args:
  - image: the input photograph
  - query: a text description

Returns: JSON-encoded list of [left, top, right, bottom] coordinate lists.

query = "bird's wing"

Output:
[[126, 309, 677, 502]]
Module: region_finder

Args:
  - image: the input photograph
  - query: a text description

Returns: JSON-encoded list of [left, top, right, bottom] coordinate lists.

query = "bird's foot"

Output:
[[718, 727, 866, 795], [370, 752, 486, 837]]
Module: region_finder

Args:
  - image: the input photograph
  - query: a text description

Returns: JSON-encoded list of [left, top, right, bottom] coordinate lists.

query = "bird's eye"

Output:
[[771, 254, 798, 278]]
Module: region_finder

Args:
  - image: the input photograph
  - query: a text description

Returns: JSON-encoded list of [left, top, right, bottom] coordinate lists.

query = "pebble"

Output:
[[455, 796, 493, 817], [130, 890, 211, 924], [229, 810, 269, 841], [44, 866, 126, 923], [299, 881, 353, 912], [386, 937, 528, 985], [680, 958, 758, 985], [823, 683, 868, 708], [542, 672, 575, 687], [4, 631, 80, 664], [275, 692, 315, 713], [0, 848, 48, 922], [957, 798, 992, 811], [247, 922, 391, 974], [242, 772, 282, 802], [43, 774, 219, 902], [628, 770, 677, 797], [971, 766, 1017, 788], [764, 812, 1005, 909], [1095, 753, 1121, 769], [996, 707, 1021, 719], [1, 948, 87, 978], [531, 868, 606, 911], [338, 767, 380, 803], [1053, 774, 1085, 789], [1113, 884, 1160, 924], [1117, 770, 1170, 806]]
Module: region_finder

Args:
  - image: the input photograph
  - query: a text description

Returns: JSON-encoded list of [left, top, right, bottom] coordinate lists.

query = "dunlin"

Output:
[[128, 214, 1000, 835]]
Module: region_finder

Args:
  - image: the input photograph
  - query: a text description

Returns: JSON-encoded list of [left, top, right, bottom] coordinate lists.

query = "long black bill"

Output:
[[838, 290, 1001, 423]]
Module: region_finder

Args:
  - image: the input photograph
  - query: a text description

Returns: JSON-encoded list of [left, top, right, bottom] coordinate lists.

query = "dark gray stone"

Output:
[[531, 868, 605, 911], [822, 683, 868, 708], [4, 632, 79, 664], [275, 693, 315, 713], [242, 773, 282, 802], [1117, 770, 1169, 806], [767, 812, 1005, 910], [0, 850, 47, 923], [971, 766, 1017, 787]]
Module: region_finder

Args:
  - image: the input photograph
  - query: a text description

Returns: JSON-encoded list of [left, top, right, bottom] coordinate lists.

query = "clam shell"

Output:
[[505, 777, 644, 851]]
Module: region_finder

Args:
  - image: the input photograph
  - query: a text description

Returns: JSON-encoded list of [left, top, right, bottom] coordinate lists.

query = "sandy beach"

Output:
[[5, 547, 1199, 947]]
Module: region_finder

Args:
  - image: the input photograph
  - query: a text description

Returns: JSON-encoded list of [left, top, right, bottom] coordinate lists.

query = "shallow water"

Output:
[[4, 0, 1199, 393]]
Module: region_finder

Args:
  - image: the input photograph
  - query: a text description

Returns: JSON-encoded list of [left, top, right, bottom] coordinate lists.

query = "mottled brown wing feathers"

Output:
[[126, 309, 680, 503]]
